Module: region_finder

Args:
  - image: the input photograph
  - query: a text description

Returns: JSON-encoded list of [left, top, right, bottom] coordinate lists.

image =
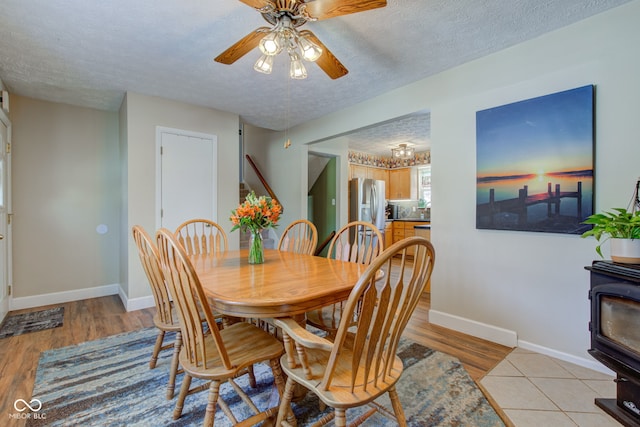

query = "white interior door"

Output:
[[0, 118, 9, 320], [157, 128, 217, 231]]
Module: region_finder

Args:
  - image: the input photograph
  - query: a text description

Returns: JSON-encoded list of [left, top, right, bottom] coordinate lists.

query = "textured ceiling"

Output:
[[0, 0, 631, 155], [344, 111, 431, 156]]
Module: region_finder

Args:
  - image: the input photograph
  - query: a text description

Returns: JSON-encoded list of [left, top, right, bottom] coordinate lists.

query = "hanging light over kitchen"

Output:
[[391, 143, 414, 159]]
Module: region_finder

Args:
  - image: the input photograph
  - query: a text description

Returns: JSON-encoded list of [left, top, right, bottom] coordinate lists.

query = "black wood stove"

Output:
[[587, 261, 640, 426]]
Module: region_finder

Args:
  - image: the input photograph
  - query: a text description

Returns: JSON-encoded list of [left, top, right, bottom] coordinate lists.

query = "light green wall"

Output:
[[309, 157, 337, 256]]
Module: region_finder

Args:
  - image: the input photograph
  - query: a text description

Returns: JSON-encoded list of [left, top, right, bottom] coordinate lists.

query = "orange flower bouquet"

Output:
[[230, 191, 282, 264]]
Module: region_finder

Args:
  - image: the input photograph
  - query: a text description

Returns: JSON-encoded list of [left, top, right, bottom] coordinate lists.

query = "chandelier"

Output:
[[391, 144, 415, 159], [253, 15, 322, 79]]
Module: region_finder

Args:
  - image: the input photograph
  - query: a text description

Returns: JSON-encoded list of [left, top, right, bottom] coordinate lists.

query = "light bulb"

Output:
[[289, 52, 307, 79], [254, 54, 274, 74], [259, 32, 281, 56], [297, 35, 322, 62]]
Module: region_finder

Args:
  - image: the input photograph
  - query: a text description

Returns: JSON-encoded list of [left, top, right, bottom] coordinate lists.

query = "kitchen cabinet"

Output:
[[369, 168, 389, 199], [403, 221, 424, 256], [348, 164, 389, 199], [413, 226, 432, 293], [368, 168, 387, 181], [349, 164, 367, 181], [391, 221, 430, 256], [392, 221, 404, 244], [384, 221, 393, 249], [389, 168, 411, 200]]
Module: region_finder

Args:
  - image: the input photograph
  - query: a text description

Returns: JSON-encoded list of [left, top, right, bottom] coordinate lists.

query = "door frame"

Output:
[[306, 144, 346, 229], [0, 103, 12, 320]]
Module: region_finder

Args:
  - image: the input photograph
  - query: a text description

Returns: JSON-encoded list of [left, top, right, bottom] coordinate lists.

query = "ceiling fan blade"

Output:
[[303, 0, 387, 20], [238, 0, 273, 9], [214, 27, 271, 65], [299, 30, 348, 79]]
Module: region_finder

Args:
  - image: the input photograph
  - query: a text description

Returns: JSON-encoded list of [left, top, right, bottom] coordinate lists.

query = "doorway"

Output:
[[308, 152, 337, 256], [156, 127, 217, 231]]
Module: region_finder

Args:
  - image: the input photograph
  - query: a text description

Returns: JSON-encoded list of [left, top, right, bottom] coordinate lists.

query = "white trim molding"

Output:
[[117, 288, 155, 312], [429, 308, 615, 375], [10, 284, 120, 311], [428, 309, 518, 347], [518, 340, 615, 376]]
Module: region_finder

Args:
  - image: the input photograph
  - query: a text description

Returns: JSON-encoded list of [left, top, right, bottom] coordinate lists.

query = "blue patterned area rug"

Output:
[[0, 307, 64, 339], [28, 327, 504, 426]]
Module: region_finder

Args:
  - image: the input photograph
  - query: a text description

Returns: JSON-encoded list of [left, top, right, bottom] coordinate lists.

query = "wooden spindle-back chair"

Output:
[[275, 236, 436, 427], [132, 225, 184, 400], [155, 228, 287, 427], [306, 221, 384, 336]]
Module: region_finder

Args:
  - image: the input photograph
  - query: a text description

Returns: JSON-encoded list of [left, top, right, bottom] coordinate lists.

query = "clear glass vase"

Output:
[[248, 230, 264, 264]]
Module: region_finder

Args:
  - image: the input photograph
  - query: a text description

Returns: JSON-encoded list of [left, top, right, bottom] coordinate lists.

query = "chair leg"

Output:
[[247, 364, 257, 388], [334, 408, 347, 427], [204, 380, 221, 427], [150, 330, 165, 369], [275, 376, 297, 427], [166, 331, 182, 400], [173, 373, 192, 420], [269, 358, 286, 398], [388, 386, 408, 427]]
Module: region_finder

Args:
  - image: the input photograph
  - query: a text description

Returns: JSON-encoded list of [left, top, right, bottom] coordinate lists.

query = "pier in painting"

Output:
[[476, 179, 591, 234]]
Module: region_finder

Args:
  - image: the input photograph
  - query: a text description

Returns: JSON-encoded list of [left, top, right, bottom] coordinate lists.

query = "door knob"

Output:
[[0, 234, 3, 240]]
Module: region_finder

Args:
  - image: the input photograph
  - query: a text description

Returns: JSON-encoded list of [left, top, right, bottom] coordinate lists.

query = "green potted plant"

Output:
[[581, 208, 640, 264]]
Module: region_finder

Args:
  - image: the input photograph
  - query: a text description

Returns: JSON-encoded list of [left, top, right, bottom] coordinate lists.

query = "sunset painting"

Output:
[[476, 85, 594, 234]]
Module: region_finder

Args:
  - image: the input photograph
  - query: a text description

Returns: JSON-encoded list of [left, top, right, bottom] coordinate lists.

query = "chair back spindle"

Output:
[[327, 221, 383, 264], [175, 219, 228, 257], [277, 219, 318, 255]]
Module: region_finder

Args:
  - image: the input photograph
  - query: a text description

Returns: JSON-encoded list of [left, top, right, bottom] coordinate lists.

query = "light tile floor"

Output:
[[480, 347, 624, 427]]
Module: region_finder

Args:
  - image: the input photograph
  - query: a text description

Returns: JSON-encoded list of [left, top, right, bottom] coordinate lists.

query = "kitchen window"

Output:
[[418, 166, 431, 207]]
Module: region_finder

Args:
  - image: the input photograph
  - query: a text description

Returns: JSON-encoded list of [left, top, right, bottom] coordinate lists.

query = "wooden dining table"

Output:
[[191, 249, 368, 320]]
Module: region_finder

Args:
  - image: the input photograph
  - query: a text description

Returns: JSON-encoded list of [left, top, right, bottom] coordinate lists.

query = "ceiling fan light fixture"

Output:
[[254, 54, 274, 74], [289, 52, 307, 79], [215, 0, 387, 80], [391, 143, 415, 159], [297, 34, 322, 62], [258, 31, 282, 56]]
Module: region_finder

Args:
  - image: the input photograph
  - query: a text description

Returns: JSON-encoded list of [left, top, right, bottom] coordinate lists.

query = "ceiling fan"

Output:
[[214, 0, 387, 79]]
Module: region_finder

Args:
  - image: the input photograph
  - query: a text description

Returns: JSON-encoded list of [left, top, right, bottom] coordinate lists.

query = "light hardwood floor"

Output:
[[0, 293, 513, 426]]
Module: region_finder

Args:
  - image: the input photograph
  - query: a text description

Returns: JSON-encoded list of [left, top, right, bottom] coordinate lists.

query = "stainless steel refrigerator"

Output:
[[349, 178, 386, 242]]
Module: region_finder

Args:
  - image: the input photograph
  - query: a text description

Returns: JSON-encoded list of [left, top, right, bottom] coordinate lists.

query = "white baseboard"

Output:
[[428, 309, 518, 347], [518, 340, 615, 376], [428, 309, 616, 376], [10, 284, 155, 314], [118, 288, 155, 312], [10, 284, 121, 311]]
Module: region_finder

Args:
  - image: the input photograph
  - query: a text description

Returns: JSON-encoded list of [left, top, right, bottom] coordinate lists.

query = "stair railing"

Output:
[[245, 155, 282, 212]]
